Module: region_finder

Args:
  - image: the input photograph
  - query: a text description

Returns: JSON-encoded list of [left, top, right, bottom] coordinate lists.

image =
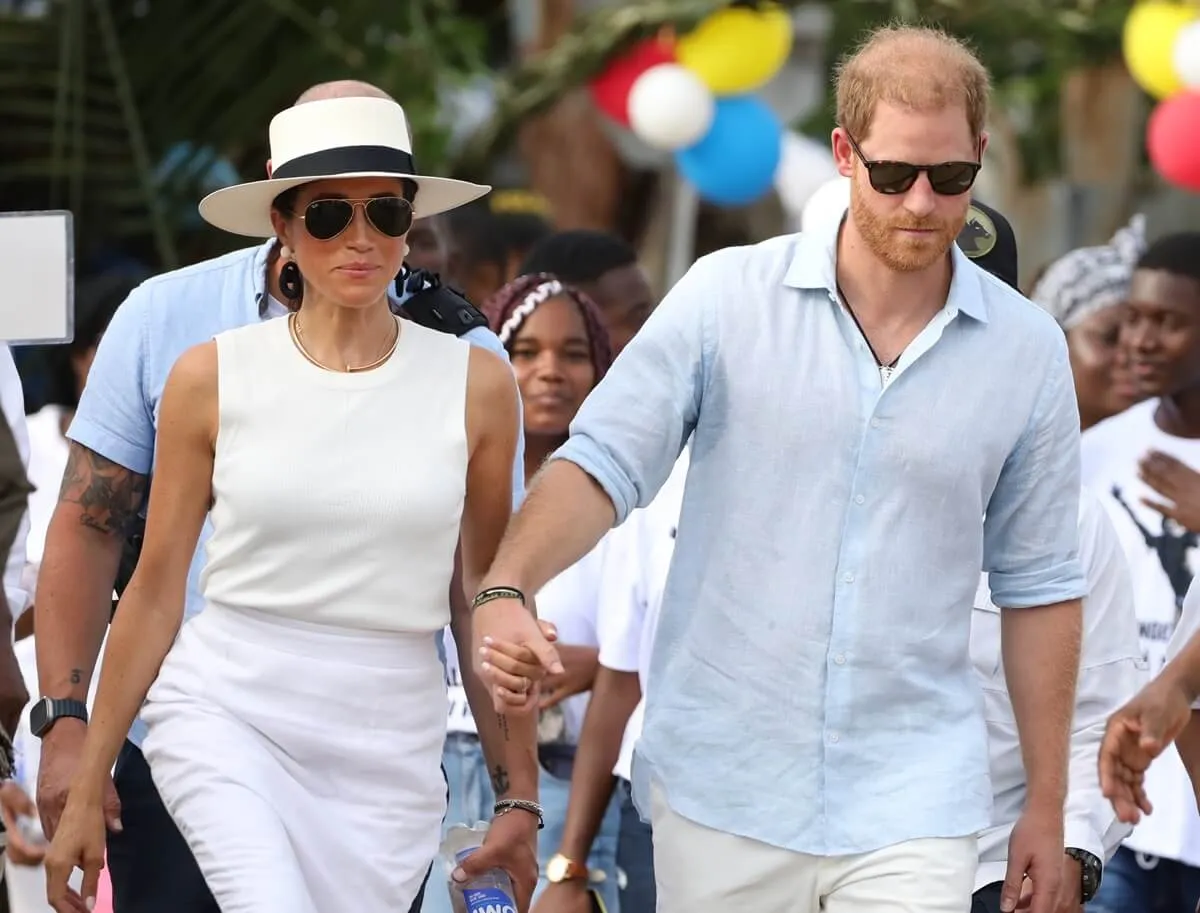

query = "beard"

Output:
[[849, 180, 966, 273]]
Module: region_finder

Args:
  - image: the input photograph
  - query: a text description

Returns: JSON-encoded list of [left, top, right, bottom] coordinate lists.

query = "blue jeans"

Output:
[[423, 735, 621, 913], [1090, 847, 1200, 913], [616, 779, 656, 913]]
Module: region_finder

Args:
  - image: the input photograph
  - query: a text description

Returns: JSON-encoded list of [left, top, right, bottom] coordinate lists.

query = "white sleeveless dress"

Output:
[[141, 315, 470, 913]]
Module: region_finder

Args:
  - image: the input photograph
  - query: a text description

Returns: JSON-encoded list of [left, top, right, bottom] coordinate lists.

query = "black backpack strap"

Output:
[[396, 268, 488, 337]]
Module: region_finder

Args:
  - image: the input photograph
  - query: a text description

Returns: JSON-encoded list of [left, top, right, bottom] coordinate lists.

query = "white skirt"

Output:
[[141, 604, 448, 913]]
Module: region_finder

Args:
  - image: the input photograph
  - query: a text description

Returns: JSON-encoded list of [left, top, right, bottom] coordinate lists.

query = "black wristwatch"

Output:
[[1065, 847, 1102, 903], [29, 697, 89, 739]]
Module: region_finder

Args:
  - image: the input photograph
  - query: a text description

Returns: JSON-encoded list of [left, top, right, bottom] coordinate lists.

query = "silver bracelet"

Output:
[[494, 798, 544, 829]]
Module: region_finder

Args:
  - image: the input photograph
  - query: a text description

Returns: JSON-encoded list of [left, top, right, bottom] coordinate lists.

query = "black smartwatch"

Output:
[[1065, 847, 1102, 903], [29, 697, 89, 739]]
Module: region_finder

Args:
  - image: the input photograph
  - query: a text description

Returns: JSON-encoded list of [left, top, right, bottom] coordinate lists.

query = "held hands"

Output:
[[36, 718, 121, 842], [43, 775, 117, 913], [1001, 806, 1064, 913], [472, 591, 563, 714], [452, 809, 540, 913], [1099, 672, 1192, 824]]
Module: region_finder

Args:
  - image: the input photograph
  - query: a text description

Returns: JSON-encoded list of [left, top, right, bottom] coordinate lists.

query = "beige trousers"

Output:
[[650, 781, 978, 912]]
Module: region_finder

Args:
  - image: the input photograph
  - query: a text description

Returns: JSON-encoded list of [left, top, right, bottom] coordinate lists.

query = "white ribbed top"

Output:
[[201, 315, 470, 633]]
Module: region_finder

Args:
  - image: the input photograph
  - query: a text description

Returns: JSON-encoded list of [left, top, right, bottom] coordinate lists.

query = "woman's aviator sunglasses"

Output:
[[295, 196, 414, 241], [843, 131, 981, 196]]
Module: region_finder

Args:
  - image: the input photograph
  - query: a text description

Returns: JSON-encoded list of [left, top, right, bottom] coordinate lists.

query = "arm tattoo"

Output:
[[490, 764, 511, 797], [69, 668, 82, 685], [496, 712, 510, 742], [59, 444, 148, 536]]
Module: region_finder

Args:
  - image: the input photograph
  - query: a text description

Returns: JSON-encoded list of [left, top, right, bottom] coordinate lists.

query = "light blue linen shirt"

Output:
[[69, 240, 525, 748], [552, 219, 1087, 855]]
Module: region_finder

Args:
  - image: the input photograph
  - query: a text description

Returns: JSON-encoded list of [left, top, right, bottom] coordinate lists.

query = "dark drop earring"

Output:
[[279, 260, 304, 302]]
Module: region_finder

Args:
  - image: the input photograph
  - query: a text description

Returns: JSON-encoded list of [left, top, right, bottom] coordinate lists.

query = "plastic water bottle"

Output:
[[440, 823, 517, 913], [454, 847, 517, 913]]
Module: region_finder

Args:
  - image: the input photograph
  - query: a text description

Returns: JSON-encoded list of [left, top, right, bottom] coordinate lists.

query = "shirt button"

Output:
[[854, 494, 865, 505], [834, 653, 846, 665], [870, 418, 881, 428], [829, 732, 840, 743], [843, 572, 854, 584]]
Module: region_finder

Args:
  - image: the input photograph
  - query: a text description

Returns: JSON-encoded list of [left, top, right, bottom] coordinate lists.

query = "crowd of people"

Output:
[[0, 19, 1198, 913]]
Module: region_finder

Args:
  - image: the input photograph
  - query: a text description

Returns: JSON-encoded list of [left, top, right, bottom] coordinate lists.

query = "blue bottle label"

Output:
[[464, 886, 516, 913]]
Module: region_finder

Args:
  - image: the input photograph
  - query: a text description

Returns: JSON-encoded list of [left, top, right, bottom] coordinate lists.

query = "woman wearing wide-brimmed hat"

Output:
[[43, 95, 555, 913]]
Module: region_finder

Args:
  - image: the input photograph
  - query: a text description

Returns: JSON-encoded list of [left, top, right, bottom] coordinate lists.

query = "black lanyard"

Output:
[[836, 281, 900, 378]]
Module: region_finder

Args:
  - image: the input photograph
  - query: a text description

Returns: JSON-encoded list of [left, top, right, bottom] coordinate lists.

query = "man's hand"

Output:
[[0, 639, 29, 741], [539, 645, 599, 710], [1053, 854, 1082, 913], [1100, 672, 1192, 824], [0, 779, 47, 865], [1140, 450, 1200, 531], [452, 810, 540, 912], [532, 880, 594, 913], [35, 719, 121, 840], [473, 596, 563, 713], [1002, 806, 1065, 913]]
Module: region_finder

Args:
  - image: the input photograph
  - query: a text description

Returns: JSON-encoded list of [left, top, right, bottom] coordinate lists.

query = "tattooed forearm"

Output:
[[496, 712, 510, 742], [59, 443, 148, 536], [490, 764, 511, 797]]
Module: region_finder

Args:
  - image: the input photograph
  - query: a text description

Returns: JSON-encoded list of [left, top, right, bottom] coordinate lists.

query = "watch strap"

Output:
[[30, 697, 89, 739], [1065, 847, 1102, 902], [546, 853, 589, 883]]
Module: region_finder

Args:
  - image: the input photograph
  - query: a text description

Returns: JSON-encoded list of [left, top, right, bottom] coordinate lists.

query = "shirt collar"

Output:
[[782, 211, 990, 325]]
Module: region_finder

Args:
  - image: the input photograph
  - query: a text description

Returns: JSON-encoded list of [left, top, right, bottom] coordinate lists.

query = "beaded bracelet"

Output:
[[471, 586, 527, 611], [495, 798, 544, 829]]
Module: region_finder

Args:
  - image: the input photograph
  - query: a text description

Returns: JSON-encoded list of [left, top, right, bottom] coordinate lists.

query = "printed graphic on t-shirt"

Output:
[[1110, 483, 1197, 616]]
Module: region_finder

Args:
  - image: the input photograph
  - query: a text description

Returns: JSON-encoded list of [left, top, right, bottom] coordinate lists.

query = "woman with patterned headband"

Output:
[[1031, 216, 1148, 430]]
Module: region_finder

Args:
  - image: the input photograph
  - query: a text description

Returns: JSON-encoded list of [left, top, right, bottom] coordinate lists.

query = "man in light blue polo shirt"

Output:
[[29, 81, 524, 913], [474, 25, 1085, 913]]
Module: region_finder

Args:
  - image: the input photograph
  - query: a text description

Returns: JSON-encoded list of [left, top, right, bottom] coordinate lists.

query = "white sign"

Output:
[[0, 211, 74, 344]]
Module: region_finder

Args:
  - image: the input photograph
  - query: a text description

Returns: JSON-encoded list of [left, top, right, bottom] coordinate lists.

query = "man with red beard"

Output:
[[474, 25, 1084, 913]]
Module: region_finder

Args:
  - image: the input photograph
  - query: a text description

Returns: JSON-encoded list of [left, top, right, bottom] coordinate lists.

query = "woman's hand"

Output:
[[43, 783, 109, 913], [476, 616, 561, 713], [0, 779, 48, 865]]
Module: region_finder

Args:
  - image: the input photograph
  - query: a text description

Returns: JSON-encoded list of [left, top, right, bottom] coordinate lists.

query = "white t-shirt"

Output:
[[1169, 580, 1200, 707], [443, 543, 607, 746], [1081, 398, 1200, 865], [23, 406, 70, 570], [594, 450, 690, 782]]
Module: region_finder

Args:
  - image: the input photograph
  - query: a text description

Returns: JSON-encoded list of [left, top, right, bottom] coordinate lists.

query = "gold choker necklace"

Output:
[[288, 312, 400, 373]]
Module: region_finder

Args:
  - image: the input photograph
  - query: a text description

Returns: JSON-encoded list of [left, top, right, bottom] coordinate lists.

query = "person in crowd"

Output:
[[42, 93, 542, 913], [1, 272, 133, 912], [473, 24, 1086, 913], [30, 82, 526, 913], [0, 343, 31, 743], [441, 190, 553, 307], [1029, 216, 1146, 431], [519, 232, 655, 355], [1083, 231, 1200, 912]]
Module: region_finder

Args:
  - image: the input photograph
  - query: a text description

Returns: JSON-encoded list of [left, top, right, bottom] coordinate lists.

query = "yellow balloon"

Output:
[[676, 4, 794, 95], [1123, 1, 1199, 99]]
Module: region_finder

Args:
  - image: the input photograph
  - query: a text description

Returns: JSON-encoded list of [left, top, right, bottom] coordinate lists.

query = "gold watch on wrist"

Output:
[[545, 853, 589, 884]]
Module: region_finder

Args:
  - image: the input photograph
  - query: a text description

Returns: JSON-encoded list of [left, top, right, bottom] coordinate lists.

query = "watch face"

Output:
[[546, 856, 570, 883]]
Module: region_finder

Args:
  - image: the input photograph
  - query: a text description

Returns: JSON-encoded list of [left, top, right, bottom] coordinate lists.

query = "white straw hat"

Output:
[[198, 96, 492, 238]]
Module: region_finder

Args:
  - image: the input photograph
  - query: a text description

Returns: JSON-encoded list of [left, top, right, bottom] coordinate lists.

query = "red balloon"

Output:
[[1147, 91, 1200, 192], [589, 38, 676, 126]]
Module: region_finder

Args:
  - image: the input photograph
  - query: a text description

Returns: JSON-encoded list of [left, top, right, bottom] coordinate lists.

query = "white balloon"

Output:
[[1173, 20, 1200, 89], [627, 64, 716, 152], [800, 175, 850, 233]]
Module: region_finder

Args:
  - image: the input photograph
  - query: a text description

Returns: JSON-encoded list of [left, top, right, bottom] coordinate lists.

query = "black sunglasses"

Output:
[[843, 132, 981, 196], [296, 196, 414, 241]]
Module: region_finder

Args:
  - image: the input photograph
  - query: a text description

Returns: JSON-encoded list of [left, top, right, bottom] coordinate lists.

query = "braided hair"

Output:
[[482, 273, 614, 383]]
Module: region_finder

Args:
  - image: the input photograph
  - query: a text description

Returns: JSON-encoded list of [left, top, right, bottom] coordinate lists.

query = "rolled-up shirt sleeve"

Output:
[[983, 333, 1087, 607], [552, 254, 717, 525]]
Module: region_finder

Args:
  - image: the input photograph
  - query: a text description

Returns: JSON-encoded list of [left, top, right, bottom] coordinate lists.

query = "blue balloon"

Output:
[[675, 96, 782, 206]]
